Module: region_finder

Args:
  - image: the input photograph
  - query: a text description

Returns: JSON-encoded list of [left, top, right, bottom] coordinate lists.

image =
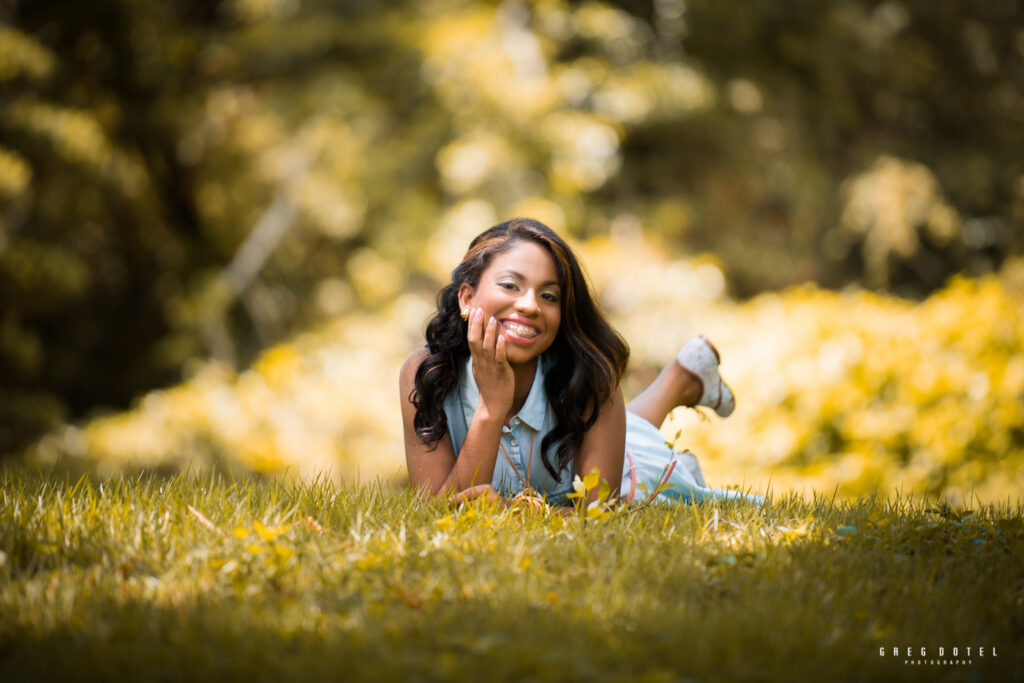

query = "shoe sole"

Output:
[[700, 335, 722, 364]]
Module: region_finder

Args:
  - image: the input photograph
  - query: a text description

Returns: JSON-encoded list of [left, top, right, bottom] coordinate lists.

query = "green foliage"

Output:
[[1, 470, 1021, 680]]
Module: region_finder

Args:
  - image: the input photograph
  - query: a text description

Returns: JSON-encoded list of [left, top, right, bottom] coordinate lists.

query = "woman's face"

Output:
[[459, 240, 562, 366]]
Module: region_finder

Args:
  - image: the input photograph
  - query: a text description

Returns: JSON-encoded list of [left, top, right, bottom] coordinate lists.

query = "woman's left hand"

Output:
[[448, 484, 500, 505], [447, 485, 550, 513]]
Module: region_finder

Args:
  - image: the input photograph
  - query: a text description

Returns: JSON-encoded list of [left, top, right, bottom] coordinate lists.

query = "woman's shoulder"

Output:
[[399, 348, 431, 388]]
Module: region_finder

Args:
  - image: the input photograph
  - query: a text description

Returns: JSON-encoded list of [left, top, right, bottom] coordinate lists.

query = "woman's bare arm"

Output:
[[402, 352, 625, 504], [400, 349, 457, 495], [399, 333, 509, 496], [573, 385, 627, 504]]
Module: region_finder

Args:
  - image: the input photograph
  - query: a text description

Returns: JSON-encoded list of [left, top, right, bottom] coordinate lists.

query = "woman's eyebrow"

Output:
[[496, 270, 559, 288]]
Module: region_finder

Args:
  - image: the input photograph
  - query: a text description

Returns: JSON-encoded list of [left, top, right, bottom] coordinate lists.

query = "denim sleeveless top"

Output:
[[441, 353, 765, 507], [442, 353, 576, 504]]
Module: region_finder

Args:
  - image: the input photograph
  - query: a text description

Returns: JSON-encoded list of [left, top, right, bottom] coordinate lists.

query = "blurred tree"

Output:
[[0, 0, 1021, 457], [1, 0, 204, 452], [605, 0, 1022, 295], [0, 0, 443, 454]]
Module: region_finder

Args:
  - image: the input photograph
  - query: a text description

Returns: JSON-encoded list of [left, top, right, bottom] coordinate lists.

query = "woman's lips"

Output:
[[500, 320, 541, 344]]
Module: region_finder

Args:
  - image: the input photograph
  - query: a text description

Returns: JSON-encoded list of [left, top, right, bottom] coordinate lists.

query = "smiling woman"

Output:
[[458, 240, 563, 366], [399, 217, 760, 507]]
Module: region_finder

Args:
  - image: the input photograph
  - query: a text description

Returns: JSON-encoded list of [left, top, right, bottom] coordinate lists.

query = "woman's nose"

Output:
[[515, 290, 540, 314]]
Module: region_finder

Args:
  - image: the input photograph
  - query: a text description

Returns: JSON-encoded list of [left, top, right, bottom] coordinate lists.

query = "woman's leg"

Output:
[[625, 361, 702, 428]]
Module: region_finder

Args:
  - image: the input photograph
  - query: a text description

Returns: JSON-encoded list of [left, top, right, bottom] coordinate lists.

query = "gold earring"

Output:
[[460, 309, 469, 320]]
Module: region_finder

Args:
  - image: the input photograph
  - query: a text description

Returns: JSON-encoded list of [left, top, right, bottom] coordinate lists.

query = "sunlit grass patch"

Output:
[[1, 469, 1021, 681]]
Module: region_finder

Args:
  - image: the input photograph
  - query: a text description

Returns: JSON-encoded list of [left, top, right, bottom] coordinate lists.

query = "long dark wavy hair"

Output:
[[411, 217, 629, 478]]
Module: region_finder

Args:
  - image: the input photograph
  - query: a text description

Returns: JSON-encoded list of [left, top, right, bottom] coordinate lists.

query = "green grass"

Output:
[[1, 469, 1021, 682]]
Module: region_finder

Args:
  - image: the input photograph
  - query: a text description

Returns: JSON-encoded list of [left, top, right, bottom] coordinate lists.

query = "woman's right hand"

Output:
[[467, 307, 514, 420]]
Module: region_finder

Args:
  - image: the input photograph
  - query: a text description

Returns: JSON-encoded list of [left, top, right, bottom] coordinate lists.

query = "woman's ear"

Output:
[[457, 283, 474, 312]]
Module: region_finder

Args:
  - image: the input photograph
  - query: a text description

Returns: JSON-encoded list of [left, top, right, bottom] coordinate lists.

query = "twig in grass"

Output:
[[614, 458, 679, 518], [648, 459, 677, 504], [394, 585, 423, 609], [304, 516, 326, 533], [497, 442, 530, 493], [623, 459, 678, 515], [186, 504, 224, 536]]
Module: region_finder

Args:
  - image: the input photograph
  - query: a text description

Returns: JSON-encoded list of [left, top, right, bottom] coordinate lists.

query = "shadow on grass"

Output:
[[3, 537, 1020, 683]]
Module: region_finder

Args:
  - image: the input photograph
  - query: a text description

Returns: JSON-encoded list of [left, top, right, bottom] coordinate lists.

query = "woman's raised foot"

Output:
[[675, 336, 735, 418]]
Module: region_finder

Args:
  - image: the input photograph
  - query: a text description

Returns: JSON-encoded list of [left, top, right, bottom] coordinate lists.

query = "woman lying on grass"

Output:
[[400, 218, 760, 508]]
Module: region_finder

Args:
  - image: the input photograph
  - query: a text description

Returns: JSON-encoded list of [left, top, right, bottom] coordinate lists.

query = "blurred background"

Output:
[[2, 0, 1022, 501]]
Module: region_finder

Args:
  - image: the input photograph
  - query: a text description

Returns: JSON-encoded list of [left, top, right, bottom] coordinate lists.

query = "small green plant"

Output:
[[565, 466, 616, 520]]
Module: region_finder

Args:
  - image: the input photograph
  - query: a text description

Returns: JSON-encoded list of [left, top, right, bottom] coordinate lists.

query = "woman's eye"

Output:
[[542, 293, 559, 302], [498, 282, 517, 291]]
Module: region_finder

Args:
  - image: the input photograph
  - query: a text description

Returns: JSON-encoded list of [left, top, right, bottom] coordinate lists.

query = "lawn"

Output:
[[1, 469, 1021, 682]]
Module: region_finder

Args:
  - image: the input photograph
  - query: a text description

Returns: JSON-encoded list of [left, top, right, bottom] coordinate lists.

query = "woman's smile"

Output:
[[459, 240, 562, 364], [500, 316, 541, 342]]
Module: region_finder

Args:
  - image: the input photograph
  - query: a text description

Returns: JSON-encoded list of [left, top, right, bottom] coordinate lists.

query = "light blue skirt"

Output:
[[622, 412, 764, 505]]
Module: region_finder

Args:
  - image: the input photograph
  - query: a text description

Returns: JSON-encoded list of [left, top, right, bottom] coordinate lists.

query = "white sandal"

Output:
[[675, 336, 735, 418]]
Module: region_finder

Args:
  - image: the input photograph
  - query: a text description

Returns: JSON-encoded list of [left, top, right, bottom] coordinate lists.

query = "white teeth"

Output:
[[503, 322, 538, 338]]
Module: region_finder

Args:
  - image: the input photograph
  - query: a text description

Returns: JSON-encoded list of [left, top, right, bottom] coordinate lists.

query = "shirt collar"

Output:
[[460, 354, 548, 432]]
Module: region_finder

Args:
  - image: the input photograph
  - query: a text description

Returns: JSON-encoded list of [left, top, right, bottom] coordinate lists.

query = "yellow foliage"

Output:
[[3, 98, 146, 196], [24, 230, 1024, 504], [6, 99, 113, 170], [660, 271, 1024, 503], [0, 147, 31, 200], [0, 27, 55, 82]]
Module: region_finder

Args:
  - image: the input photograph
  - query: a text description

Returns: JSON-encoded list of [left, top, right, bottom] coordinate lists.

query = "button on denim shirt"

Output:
[[442, 353, 576, 504]]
